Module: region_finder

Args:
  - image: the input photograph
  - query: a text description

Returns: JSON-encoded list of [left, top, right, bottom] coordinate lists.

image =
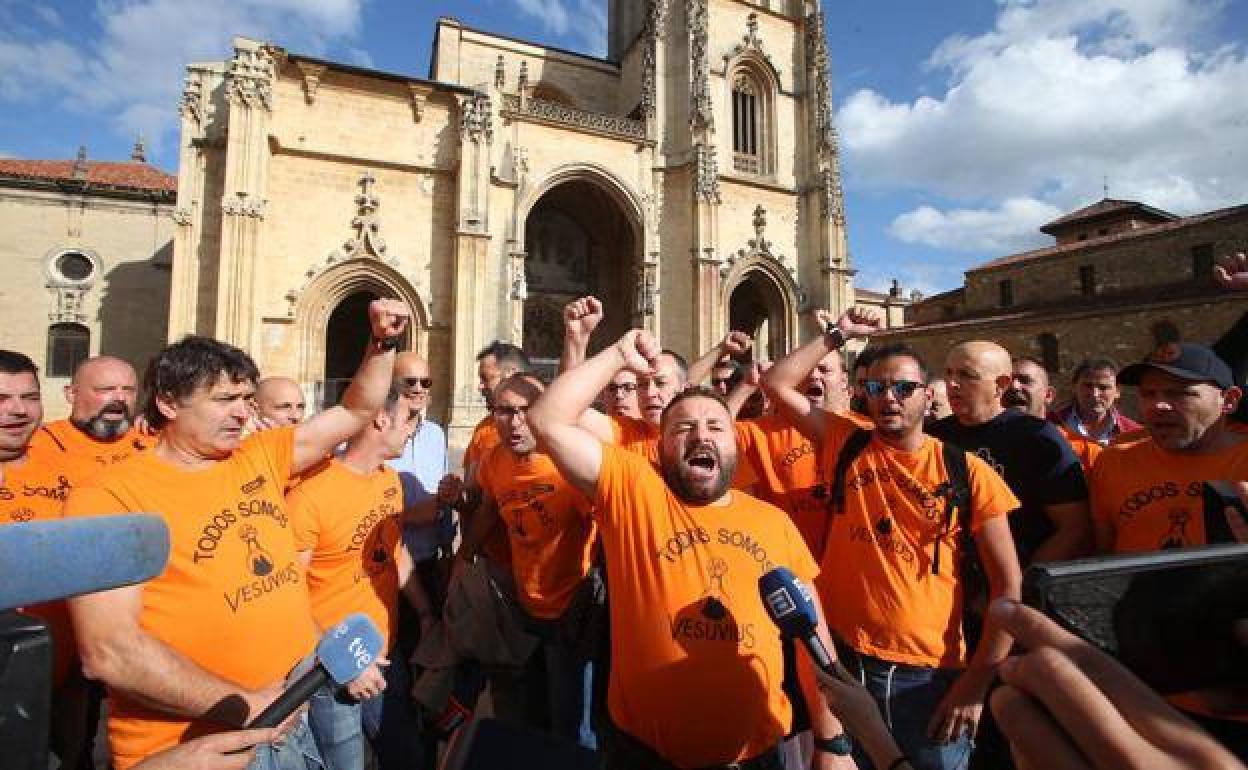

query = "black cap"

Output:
[[1119, 343, 1234, 390]]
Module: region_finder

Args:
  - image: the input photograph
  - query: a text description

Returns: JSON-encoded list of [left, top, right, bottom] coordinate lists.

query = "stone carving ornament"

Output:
[[640, 0, 668, 119], [227, 44, 275, 110], [687, 0, 713, 133], [459, 93, 494, 143]]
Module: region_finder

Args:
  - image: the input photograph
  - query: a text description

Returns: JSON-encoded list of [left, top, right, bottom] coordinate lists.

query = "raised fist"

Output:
[[369, 299, 411, 343], [1215, 252, 1248, 292], [720, 330, 753, 357], [436, 474, 464, 506], [563, 296, 604, 339], [616, 330, 660, 375], [837, 306, 883, 339]]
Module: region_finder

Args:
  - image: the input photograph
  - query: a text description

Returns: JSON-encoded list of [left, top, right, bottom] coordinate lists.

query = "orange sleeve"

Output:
[[593, 444, 660, 531], [964, 453, 1021, 532], [818, 410, 867, 462], [63, 484, 130, 519], [248, 426, 297, 487], [475, 447, 497, 499], [287, 482, 322, 552]]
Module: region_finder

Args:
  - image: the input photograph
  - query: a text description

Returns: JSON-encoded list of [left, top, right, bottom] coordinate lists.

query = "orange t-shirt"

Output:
[[289, 460, 404, 649], [63, 427, 317, 770], [610, 415, 659, 463], [735, 412, 873, 555], [30, 419, 149, 484], [816, 415, 1019, 669], [463, 415, 500, 472], [1057, 424, 1104, 473], [1090, 438, 1248, 554], [594, 445, 818, 767], [0, 447, 76, 686], [477, 446, 596, 619]]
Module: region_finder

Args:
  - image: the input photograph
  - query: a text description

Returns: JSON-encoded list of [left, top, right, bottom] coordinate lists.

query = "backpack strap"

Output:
[[931, 441, 971, 576], [822, 428, 873, 558]]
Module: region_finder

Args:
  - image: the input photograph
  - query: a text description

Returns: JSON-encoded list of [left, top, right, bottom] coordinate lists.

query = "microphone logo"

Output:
[[763, 586, 797, 619]]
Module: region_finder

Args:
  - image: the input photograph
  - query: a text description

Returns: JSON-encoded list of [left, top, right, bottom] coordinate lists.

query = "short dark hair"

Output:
[[852, 348, 877, 374], [1013, 354, 1047, 370], [866, 343, 930, 384], [660, 385, 730, 428], [1071, 356, 1120, 384], [660, 349, 689, 383], [476, 341, 531, 373], [495, 372, 545, 403], [143, 336, 260, 429], [0, 350, 38, 377]]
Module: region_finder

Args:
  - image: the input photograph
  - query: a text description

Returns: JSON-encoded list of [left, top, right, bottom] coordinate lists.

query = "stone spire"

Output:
[[72, 146, 88, 179]]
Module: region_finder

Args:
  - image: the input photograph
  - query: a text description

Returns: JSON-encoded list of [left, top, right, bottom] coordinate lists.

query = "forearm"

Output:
[[560, 331, 590, 374], [84, 629, 256, 725], [340, 343, 397, 423], [687, 344, 725, 386], [798, 650, 845, 740], [456, 501, 499, 563], [725, 382, 756, 419], [533, 344, 627, 431], [403, 496, 441, 527], [398, 551, 433, 618], [964, 577, 1021, 682]]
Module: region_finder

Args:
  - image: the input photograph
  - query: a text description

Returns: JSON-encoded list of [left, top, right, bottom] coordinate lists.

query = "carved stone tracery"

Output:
[[227, 44, 275, 110], [687, 0, 713, 133], [295, 61, 327, 105], [459, 93, 494, 143], [694, 142, 721, 203], [179, 74, 203, 124], [221, 193, 266, 219]]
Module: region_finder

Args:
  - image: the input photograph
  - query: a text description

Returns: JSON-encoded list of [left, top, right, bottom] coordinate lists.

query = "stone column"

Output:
[[168, 66, 209, 341], [687, 0, 723, 357]]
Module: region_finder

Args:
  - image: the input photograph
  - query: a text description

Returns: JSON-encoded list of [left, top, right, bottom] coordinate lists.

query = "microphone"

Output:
[[759, 566, 833, 671], [0, 514, 170, 611], [248, 613, 385, 728]]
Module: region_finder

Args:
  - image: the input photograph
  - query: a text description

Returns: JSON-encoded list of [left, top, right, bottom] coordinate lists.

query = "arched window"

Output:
[[732, 74, 761, 174], [1037, 333, 1060, 374], [47, 323, 90, 378]]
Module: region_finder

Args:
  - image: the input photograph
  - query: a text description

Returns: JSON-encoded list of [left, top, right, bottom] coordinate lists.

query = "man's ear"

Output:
[[63, 383, 76, 406], [994, 373, 1014, 397], [155, 392, 179, 422]]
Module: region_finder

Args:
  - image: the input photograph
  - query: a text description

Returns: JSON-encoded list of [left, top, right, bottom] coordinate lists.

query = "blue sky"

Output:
[[2, 0, 1245, 296]]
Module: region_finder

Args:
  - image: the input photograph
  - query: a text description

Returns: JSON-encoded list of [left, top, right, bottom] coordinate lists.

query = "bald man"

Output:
[[32, 355, 147, 473], [253, 376, 306, 426], [930, 341, 1091, 566]]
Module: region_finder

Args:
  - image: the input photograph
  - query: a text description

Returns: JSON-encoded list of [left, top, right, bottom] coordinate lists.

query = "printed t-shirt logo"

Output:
[[240, 475, 267, 496], [1160, 510, 1191, 550], [239, 524, 275, 576], [669, 555, 757, 649], [701, 558, 729, 620]]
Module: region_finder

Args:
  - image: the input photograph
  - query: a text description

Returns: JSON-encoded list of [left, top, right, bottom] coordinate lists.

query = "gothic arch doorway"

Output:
[[322, 290, 378, 407], [728, 269, 788, 361], [522, 178, 638, 370]]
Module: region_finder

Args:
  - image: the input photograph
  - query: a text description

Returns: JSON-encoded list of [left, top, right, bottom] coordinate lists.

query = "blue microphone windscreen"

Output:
[[0, 514, 170, 610], [758, 566, 818, 638], [317, 613, 385, 684]]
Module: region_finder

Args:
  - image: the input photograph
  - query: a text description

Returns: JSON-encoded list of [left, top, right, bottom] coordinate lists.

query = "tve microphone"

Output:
[[759, 566, 833, 671], [0, 514, 170, 611], [248, 613, 384, 728]]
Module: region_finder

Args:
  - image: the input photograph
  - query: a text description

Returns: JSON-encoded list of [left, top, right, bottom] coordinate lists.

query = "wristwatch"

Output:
[[824, 323, 846, 349], [372, 335, 402, 353], [814, 733, 853, 756]]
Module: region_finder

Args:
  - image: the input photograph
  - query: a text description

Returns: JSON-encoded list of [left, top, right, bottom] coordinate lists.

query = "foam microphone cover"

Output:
[[0, 514, 170, 610]]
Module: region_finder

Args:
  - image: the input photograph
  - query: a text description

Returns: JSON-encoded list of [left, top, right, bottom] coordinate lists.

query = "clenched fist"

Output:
[[564, 296, 604, 340], [368, 299, 412, 346]]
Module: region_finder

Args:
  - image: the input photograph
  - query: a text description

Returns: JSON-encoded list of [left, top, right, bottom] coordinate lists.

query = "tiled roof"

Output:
[[1039, 198, 1176, 234], [0, 159, 176, 193], [855, 287, 891, 301], [970, 204, 1248, 273]]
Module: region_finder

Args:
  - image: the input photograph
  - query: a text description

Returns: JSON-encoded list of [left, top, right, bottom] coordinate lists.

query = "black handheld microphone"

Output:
[[248, 613, 384, 728], [759, 566, 833, 671]]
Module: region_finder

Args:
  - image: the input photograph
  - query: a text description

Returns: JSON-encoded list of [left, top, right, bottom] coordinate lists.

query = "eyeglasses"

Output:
[[606, 383, 638, 395], [402, 377, 433, 390], [492, 405, 529, 419], [863, 379, 924, 400]]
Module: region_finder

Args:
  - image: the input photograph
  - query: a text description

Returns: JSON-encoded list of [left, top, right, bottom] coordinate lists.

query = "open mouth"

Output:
[[804, 382, 825, 400], [684, 446, 719, 479]]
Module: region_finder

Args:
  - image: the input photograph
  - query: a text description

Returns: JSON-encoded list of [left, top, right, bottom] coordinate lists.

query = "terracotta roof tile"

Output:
[[0, 159, 176, 193], [970, 204, 1248, 273], [1039, 198, 1176, 234]]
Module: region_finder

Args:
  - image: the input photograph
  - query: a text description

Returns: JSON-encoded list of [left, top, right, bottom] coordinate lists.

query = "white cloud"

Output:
[[507, 0, 607, 57], [838, 0, 1248, 251], [0, 0, 365, 158], [890, 198, 1062, 253]]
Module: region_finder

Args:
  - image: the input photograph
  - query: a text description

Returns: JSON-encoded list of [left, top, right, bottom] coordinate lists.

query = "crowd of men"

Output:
[[1, 252, 1246, 770]]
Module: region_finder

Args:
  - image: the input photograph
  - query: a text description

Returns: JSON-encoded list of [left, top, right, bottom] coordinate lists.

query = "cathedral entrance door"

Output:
[[728, 270, 787, 361], [322, 290, 378, 408]]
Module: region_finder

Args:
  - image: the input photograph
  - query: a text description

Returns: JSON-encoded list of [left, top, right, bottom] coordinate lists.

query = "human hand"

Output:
[[242, 683, 303, 736], [436, 474, 464, 506], [1215, 252, 1248, 292], [989, 599, 1243, 770], [720, 330, 753, 357], [744, 362, 763, 389], [344, 658, 389, 702], [927, 667, 989, 744], [564, 296, 604, 340], [131, 728, 283, 770], [368, 299, 411, 344], [837, 307, 883, 340], [615, 330, 660, 376], [815, 660, 895, 767]]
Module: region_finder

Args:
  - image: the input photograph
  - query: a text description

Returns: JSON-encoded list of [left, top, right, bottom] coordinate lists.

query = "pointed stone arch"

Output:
[[721, 258, 801, 360], [293, 258, 429, 392]]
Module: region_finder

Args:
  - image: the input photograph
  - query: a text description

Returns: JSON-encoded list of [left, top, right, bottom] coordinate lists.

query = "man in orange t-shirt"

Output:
[[765, 319, 1023, 770], [63, 299, 411, 770], [0, 350, 89, 767], [31, 355, 149, 483], [459, 373, 599, 748], [290, 385, 438, 770], [529, 329, 853, 770]]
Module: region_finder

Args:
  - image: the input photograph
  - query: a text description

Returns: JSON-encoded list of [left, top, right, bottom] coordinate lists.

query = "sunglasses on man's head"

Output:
[[402, 377, 433, 389], [863, 379, 924, 400]]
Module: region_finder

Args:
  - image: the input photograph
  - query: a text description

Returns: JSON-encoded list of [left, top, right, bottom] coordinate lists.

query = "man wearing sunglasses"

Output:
[[764, 319, 1022, 770]]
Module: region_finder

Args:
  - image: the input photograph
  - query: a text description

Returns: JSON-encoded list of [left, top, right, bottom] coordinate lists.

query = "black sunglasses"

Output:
[[402, 377, 433, 389], [863, 379, 923, 400]]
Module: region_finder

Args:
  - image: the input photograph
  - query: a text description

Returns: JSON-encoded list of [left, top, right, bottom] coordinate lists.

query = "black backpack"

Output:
[[824, 429, 987, 648]]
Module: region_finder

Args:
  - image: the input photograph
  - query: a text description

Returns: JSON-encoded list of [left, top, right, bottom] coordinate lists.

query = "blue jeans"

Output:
[[247, 714, 323, 770], [308, 657, 425, 770], [494, 616, 597, 750], [841, 648, 973, 770]]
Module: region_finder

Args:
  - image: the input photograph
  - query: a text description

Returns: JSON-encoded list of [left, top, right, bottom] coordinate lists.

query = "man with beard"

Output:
[[765, 333, 1022, 770], [33, 355, 148, 477], [0, 350, 92, 768], [529, 329, 853, 770], [1006, 357, 1102, 471], [252, 377, 307, 427], [1053, 358, 1140, 446], [63, 299, 409, 770], [930, 341, 1091, 567]]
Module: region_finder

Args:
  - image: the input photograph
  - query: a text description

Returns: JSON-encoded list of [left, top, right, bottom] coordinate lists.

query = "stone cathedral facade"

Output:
[[170, 0, 856, 447]]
